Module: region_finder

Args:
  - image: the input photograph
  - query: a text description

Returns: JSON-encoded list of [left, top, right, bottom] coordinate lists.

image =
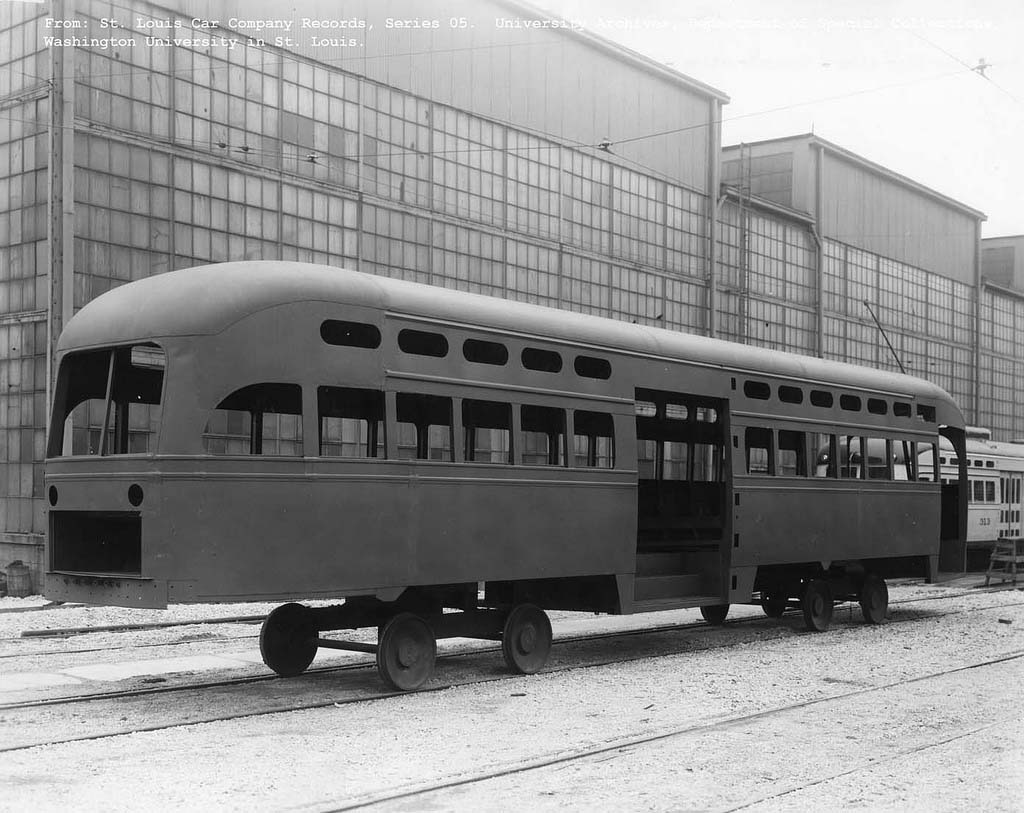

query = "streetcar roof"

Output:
[[58, 261, 964, 420]]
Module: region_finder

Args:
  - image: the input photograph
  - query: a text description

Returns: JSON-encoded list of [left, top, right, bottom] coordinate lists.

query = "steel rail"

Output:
[[318, 648, 1024, 812], [0, 595, 1021, 755]]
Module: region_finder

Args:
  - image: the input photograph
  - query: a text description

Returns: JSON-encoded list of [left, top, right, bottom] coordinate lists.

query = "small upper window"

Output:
[[696, 406, 718, 423], [398, 329, 448, 358], [665, 402, 688, 421], [574, 355, 611, 380], [893, 402, 912, 417], [635, 400, 657, 418], [810, 390, 834, 408], [917, 404, 936, 423], [840, 394, 862, 412], [778, 385, 803, 405], [463, 338, 508, 366], [320, 320, 381, 349], [867, 398, 888, 415], [522, 347, 562, 373], [744, 381, 771, 400]]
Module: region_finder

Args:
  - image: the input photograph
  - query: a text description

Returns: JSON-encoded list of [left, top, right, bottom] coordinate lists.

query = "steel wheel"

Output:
[[260, 602, 318, 677], [761, 590, 788, 619], [700, 604, 730, 625], [377, 612, 436, 691], [502, 604, 552, 675], [801, 579, 834, 632], [859, 573, 888, 624]]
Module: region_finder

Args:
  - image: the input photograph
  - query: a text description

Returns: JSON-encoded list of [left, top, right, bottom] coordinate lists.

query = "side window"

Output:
[[777, 430, 806, 476], [318, 387, 384, 458], [839, 436, 863, 479], [865, 438, 892, 480], [663, 441, 689, 480], [203, 383, 303, 456], [918, 442, 939, 482], [692, 442, 724, 482], [637, 438, 658, 479], [745, 427, 773, 475], [396, 393, 453, 461], [895, 440, 917, 481], [813, 433, 837, 478], [521, 404, 566, 466], [463, 399, 512, 464], [985, 481, 996, 502], [573, 410, 615, 468]]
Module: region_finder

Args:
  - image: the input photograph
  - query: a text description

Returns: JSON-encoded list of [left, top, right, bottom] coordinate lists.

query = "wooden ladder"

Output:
[[985, 539, 1024, 586]]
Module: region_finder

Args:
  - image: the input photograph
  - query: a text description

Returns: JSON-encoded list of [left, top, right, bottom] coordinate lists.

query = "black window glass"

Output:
[[398, 329, 448, 358], [320, 320, 381, 349], [463, 338, 508, 366], [574, 355, 611, 380], [522, 347, 562, 373]]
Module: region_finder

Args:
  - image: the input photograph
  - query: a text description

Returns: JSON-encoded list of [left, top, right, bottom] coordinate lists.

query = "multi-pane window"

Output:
[[521, 404, 566, 466], [396, 393, 453, 461], [203, 383, 303, 456], [318, 387, 384, 458], [572, 410, 614, 468], [463, 400, 511, 464]]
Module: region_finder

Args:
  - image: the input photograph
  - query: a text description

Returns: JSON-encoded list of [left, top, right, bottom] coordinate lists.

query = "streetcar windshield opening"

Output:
[[47, 344, 165, 457]]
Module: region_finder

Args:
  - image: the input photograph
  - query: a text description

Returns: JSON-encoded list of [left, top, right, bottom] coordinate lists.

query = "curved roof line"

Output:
[[58, 261, 963, 419]]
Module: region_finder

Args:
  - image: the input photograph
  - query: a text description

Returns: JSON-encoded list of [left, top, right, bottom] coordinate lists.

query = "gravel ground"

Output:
[[1, 581, 1022, 811]]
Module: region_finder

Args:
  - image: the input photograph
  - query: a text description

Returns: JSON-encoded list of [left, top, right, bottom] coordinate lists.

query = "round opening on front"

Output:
[[128, 484, 144, 507], [48, 486, 58, 506]]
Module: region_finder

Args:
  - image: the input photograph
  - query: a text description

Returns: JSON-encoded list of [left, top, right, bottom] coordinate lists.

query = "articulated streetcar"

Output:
[[44, 262, 968, 690]]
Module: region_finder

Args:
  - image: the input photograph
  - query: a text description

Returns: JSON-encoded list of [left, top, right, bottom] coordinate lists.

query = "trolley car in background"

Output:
[[44, 262, 968, 690], [925, 427, 1024, 570]]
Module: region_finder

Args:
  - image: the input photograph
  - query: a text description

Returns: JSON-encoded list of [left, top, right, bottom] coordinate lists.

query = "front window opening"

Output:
[[48, 345, 165, 457], [203, 383, 303, 456]]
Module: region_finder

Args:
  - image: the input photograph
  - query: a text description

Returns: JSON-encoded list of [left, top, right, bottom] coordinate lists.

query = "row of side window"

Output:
[[322, 319, 612, 380], [741, 379, 936, 423], [742, 427, 939, 482], [201, 382, 615, 467]]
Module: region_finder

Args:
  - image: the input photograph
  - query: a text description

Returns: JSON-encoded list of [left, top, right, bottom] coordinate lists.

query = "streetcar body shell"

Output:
[[44, 262, 968, 611]]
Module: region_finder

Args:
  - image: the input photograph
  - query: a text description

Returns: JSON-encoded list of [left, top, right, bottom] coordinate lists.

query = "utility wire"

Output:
[[908, 29, 1024, 107]]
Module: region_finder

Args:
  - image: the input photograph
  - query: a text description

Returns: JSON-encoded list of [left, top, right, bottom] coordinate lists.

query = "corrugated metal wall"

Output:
[[818, 153, 977, 285]]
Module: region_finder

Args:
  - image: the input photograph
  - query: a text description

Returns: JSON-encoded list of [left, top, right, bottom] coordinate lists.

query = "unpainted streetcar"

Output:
[[43, 262, 969, 690]]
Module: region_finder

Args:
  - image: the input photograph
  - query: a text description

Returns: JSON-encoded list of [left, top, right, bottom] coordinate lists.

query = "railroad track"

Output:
[[317, 648, 1024, 812], [0, 583, 1014, 663], [2, 585, 1007, 710], [1, 591, 1022, 755]]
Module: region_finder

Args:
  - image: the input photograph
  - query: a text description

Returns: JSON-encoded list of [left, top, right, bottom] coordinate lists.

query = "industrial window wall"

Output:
[[0, 2, 49, 542], [715, 203, 817, 353], [5, 0, 1024, 552]]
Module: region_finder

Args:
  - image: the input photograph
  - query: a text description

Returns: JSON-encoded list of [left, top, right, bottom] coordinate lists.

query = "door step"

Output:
[[634, 573, 704, 601]]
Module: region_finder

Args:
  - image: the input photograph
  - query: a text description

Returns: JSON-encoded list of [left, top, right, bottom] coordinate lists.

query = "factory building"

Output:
[[0, 0, 1019, 585]]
